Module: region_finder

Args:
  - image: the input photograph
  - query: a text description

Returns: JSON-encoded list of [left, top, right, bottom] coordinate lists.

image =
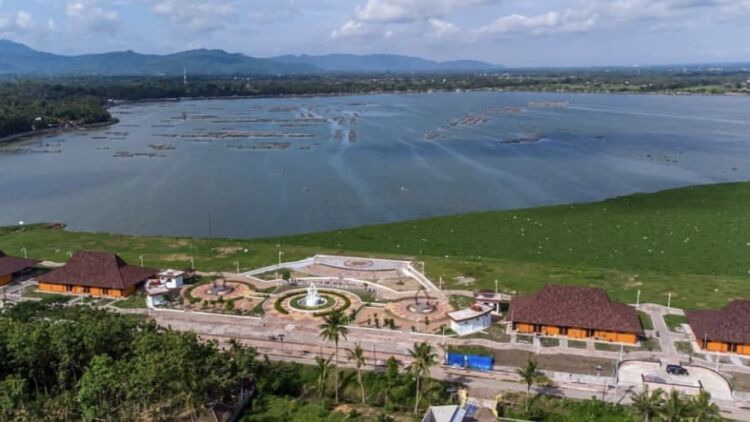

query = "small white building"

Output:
[[158, 269, 185, 289], [447, 304, 493, 336], [145, 280, 170, 308], [473, 290, 507, 314]]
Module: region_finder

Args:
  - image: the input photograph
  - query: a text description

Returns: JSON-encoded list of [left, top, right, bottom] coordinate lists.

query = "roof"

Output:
[[686, 300, 750, 345], [509, 284, 642, 334], [159, 269, 185, 277], [421, 405, 467, 422], [447, 304, 492, 322], [40, 251, 156, 290], [0, 250, 38, 277]]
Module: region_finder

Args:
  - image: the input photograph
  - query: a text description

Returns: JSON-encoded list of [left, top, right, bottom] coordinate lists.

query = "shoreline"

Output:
[[0, 118, 119, 146]]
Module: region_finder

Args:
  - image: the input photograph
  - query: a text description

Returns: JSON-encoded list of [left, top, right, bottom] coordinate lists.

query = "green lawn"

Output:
[[663, 314, 688, 332], [638, 311, 654, 331], [3, 182, 750, 310], [112, 294, 147, 309], [675, 341, 694, 355]]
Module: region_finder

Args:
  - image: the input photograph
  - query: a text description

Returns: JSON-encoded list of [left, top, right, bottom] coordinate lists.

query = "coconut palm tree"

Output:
[[384, 356, 401, 407], [407, 342, 437, 414], [516, 357, 544, 414], [688, 390, 720, 421], [318, 310, 348, 403], [347, 343, 367, 404], [630, 385, 665, 422], [314, 354, 332, 399], [659, 389, 690, 422]]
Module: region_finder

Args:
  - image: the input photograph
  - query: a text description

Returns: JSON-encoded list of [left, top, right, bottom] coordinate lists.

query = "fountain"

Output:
[[303, 283, 325, 307], [207, 278, 234, 296]]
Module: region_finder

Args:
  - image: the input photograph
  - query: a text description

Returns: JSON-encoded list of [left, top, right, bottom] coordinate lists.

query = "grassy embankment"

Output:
[[1, 182, 749, 310]]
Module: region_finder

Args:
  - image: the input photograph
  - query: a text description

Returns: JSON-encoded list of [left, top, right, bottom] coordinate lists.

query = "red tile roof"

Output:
[[686, 300, 750, 345], [40, 251, 156, 290], [509, 284, 642, 334], [0, 250, 38, 277]]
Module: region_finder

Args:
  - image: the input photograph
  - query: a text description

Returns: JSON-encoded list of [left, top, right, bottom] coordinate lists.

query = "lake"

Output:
[[1, 91, 749, 238]]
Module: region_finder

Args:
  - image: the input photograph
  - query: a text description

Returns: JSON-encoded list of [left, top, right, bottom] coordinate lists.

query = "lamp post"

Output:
[[636, 290, 641, 308], [278, 251, 284, 266], [189, 258, 195, 270], [139, 255, 144, 267], [667, 292, 672, 312], [494, 279, 498, 295], [20, 247, 27, 259], [234, 261, 240, 274]]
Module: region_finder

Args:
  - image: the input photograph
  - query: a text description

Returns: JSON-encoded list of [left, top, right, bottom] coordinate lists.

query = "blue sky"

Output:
[[0, 0, 748, 66]]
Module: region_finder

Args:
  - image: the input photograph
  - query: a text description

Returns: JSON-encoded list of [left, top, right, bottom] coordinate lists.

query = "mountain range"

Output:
[[0, 40, 503, 76]]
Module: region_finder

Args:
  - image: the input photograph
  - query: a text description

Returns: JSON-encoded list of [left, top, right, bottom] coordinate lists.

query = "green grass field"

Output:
[[2, 182, 750, 310]]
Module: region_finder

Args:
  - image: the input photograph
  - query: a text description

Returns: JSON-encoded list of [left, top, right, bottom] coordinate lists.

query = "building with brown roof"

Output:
[[37, 251, 156, 298], [0, 250, 38, 286], [686, 300, 750, 356], [509, 284, 643, 344]]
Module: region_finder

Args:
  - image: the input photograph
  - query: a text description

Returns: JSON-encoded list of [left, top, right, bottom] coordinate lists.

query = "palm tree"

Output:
[[630, 385, 665, 422], [318, 310, 349, 403], [688, 390, 720, 421], [407, 342, 437, 414], [516, 357, 544, 414], [659, 389, 690, 422], [347, 343, 367, 404], [314, 354, 332, 399], [384, 357, 401, 407]]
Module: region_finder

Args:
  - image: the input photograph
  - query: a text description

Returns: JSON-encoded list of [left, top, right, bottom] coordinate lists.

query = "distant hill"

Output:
[[272, 53, 503, 73], [0, 40, 503, 76], [0, 40, 315, 76]]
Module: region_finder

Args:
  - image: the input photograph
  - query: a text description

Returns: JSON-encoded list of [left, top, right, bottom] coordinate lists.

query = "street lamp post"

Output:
[[636, 290, 641, 308], [189, 258, 195, 270], [234, 261, 240, 274], [278, 251, 284, 266], [20, 247, 27, 259], [667, 292, 672, 312], [139, 255, 144, 267], [494, 279, 498, 295]]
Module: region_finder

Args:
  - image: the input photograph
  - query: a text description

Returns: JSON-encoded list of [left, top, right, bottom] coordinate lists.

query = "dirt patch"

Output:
[[491, 349, 616, 376], [727, 372, 750, 392], [161, 254, 193, 261], [213, 246, 244, 256], [169, 240, 190, 248]]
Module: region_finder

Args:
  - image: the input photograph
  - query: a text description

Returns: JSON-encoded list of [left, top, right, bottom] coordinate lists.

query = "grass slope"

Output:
[[1, 182, 749, 310]]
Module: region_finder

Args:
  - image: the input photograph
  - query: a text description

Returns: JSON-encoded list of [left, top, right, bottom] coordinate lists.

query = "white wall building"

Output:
[[447, 304, 493, 336], [158, 269, 185, 289]]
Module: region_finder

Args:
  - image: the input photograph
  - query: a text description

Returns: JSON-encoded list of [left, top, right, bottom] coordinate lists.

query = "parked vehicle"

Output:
[[666, 364, 688, 375]]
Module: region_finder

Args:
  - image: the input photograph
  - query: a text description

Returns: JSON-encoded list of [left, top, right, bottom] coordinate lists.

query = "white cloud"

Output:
[[66, 0, 120, 33], [475, 0, 750, 39], [333, 0, 496, 39], [477, 10, 598, 36], [15, 11, 33, 30], [0, 10, 35, 34], [151, 0, 234, 32]]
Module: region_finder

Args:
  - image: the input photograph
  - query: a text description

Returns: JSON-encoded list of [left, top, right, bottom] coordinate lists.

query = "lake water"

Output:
[[1, 91, 749, 238]]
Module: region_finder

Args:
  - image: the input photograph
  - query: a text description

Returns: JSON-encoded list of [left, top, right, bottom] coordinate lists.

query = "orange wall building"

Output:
[[0, 250, 38, 287], [509, 285, 642, 344], [37, 251, 155, 298], [687, 300, 750, 356]]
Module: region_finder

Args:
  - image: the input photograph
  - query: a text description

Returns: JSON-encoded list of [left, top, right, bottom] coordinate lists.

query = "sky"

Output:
[[0, 0, 749, 67]]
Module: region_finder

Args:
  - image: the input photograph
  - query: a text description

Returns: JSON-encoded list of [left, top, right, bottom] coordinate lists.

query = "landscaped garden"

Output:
[[3, 182, 750, 310]]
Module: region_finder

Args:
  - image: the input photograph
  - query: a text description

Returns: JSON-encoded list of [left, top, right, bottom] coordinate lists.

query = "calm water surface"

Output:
[[1, 91, 749, 238]]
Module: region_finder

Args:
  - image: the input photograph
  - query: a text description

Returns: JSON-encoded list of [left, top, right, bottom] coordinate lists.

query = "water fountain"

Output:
[[302, 283, 325, 307], [207, 278, 234, 296]]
